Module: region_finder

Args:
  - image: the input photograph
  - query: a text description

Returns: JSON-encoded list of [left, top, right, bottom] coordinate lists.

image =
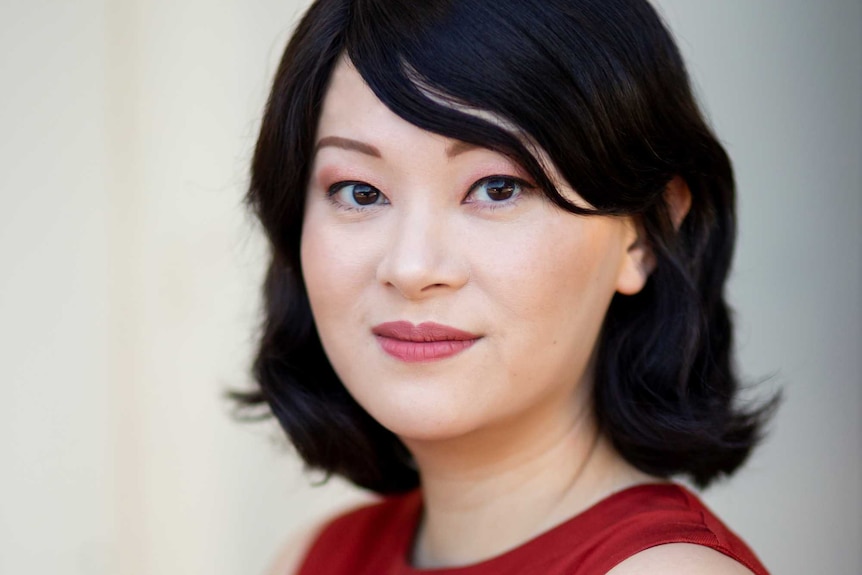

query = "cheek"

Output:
[[301, 227, 338, 312], [476, 214, 626, 385], [300, 216, 381, 400], [300, 210, 372, 330], [482, 216, 622, 324]]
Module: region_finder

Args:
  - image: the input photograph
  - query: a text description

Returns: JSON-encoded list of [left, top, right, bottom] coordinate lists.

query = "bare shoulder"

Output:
[[265, 523, 324, 575], [606, 544, 756, 575]]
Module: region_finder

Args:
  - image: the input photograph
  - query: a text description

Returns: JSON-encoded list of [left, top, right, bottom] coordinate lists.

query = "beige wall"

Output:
[[0, 1, 858, 573]]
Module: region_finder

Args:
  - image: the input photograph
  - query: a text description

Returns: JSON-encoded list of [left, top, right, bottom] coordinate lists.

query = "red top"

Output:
[[297, 483, 769, 575]]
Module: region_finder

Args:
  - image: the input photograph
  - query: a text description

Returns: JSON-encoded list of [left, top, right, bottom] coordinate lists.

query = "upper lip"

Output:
[[372, 321, 480, 342]]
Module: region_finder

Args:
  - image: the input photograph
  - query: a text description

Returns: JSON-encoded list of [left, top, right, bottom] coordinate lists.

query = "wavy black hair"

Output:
[[235, 0, 776, 494]]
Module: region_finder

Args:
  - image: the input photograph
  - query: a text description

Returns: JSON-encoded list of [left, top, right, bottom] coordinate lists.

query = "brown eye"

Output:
[[468, 175, 530, 205], [351, 184, 380, 205], [328, 181, 387, 209], [484, 177, 517, 201]]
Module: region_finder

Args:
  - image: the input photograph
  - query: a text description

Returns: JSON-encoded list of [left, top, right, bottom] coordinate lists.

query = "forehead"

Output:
[[316, 57, 528, 158], [316, 58, 400, 137]]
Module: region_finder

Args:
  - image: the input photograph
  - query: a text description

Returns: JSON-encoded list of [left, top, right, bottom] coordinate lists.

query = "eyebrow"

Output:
[[315, 136, 381, 158], [445, 140, 480, 158], [314, 136, 480, 159]]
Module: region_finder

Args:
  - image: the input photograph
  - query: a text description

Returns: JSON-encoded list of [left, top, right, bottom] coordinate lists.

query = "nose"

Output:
[[376, 208, 469, 299]]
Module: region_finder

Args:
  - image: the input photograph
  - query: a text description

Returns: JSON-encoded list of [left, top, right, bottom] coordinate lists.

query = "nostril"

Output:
[[375, 218, 470, 298]]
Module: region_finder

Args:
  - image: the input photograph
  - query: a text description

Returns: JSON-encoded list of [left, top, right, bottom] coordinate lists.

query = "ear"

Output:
[[615, 175, 692, 296], [664, 175, 692, 231]]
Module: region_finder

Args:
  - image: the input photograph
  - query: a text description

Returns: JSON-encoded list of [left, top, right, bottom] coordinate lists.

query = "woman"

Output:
[[237, 0, 775, 573]]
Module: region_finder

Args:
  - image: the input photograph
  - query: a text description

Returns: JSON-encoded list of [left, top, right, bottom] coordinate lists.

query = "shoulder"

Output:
[[266, 491, 420, 575], [576, 483, 769, 575], [606, 543, 756, 575]]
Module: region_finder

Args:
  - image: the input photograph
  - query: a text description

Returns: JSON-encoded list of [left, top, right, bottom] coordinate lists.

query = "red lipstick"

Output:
[[371, 321, 480, 363]]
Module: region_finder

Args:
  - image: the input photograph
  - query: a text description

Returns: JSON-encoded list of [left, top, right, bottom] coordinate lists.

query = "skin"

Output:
[[283, 58, 745, 575]]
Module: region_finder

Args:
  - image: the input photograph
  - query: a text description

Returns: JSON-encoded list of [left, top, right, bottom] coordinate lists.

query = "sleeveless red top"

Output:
[[297, 483, 769, 575]]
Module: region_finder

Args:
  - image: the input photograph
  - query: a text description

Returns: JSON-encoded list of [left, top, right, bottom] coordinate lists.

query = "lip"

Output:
[[371, 321, 481, 363]]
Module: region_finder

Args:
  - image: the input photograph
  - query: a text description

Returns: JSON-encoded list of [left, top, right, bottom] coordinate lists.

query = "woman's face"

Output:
[[301, 59, 647, 443]]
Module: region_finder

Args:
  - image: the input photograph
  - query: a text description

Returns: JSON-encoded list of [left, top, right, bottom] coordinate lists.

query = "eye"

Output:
[[328, 181, 388, 208], [467, 175, 531, 204]]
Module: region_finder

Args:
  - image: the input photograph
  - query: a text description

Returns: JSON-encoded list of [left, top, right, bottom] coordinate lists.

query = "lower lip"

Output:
[[375, 336, 478, 363]]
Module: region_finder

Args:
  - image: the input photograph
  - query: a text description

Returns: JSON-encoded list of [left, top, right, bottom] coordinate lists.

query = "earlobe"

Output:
[[615, 175, 692, 296]]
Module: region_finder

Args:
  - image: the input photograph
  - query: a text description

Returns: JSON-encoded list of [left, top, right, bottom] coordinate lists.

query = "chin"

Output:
[[382, 417, 479, 444], [351, 383, 490, 443]]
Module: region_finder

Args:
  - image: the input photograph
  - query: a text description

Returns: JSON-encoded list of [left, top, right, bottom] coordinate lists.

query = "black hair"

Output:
[[235, 0, 777, 493]]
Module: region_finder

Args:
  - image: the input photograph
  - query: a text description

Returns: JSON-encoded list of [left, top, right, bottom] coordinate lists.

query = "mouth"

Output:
[[371, 321, 481, 363]]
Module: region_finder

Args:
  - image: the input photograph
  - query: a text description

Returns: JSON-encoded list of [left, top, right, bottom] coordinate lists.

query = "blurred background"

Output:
[[0, 0, 859, 573]]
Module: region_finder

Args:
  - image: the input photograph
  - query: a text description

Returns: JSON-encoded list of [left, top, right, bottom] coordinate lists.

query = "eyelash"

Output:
[[326, 175, 536, 212], [465, 175, 535, 211], [326, 181, 388, 212]]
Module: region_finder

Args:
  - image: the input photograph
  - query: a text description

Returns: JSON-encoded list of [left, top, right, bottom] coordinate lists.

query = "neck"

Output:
[[402, 399, 655, 569]]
